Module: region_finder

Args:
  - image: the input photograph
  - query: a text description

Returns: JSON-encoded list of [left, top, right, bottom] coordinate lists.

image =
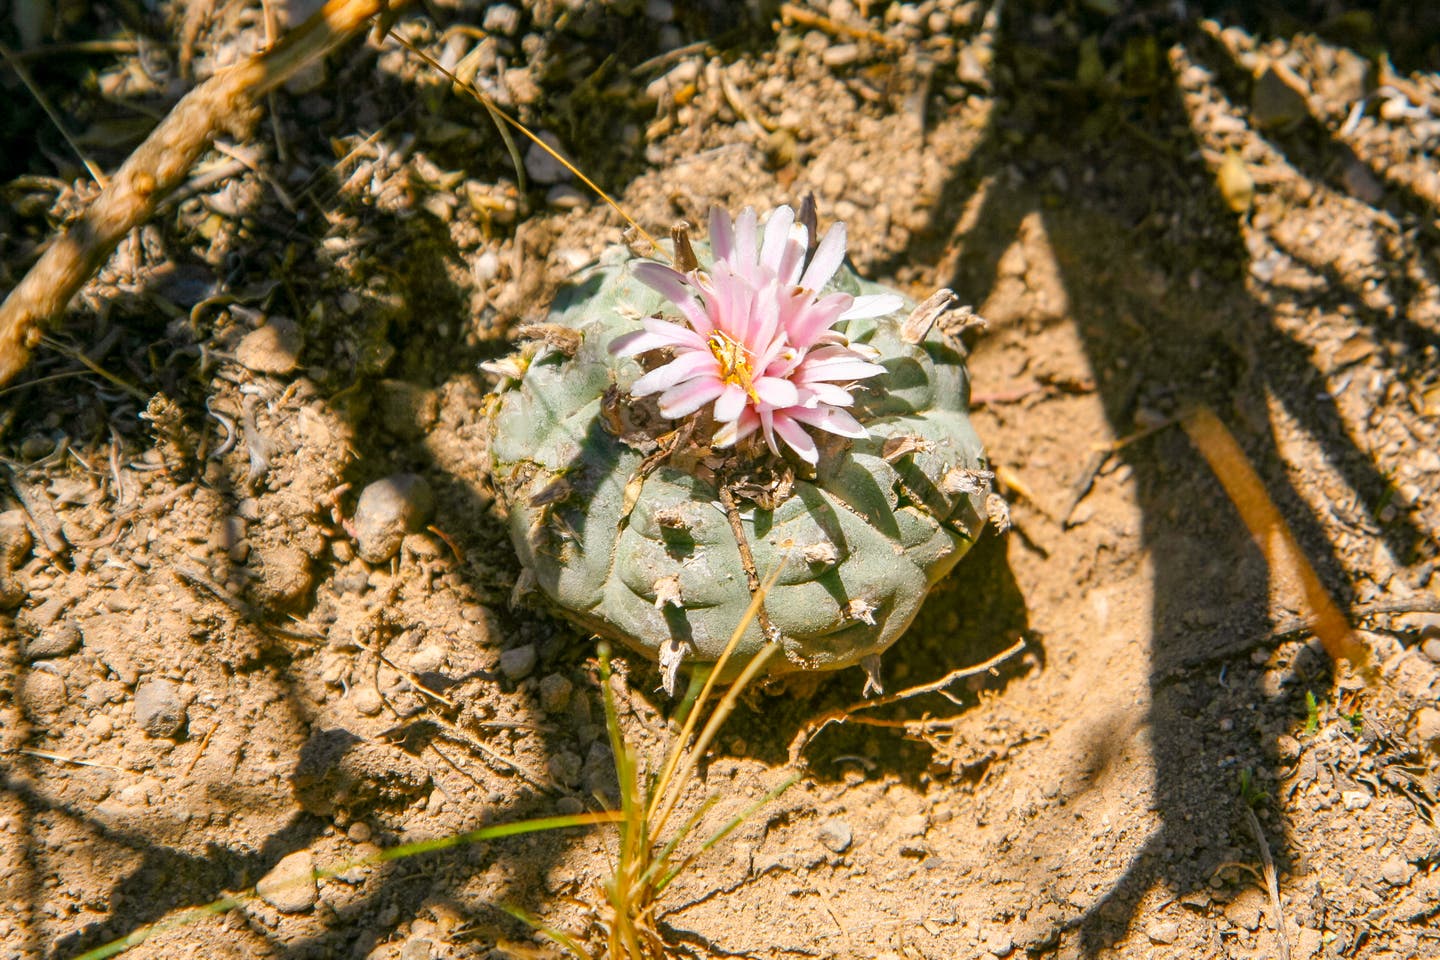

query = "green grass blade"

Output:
[[69, 811, 618, 960], [654, 772, 799, 896]]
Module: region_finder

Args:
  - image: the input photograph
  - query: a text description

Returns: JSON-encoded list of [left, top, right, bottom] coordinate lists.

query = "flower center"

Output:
[[707, 332, 759, 400]]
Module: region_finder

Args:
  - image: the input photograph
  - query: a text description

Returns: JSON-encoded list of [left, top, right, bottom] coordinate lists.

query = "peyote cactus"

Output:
[[487, 203, 998, 688]]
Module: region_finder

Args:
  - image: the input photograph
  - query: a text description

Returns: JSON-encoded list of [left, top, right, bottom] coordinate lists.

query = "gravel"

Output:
[[256, 850, 318, 913], [132, 678, 188, 738], [499, 644, 537, 681], [235, 317, 303, 375], [352, 474, 435, 564], [24, 622, 80, 660]]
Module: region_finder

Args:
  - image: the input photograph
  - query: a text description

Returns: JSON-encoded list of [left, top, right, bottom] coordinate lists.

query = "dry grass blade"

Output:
[[0, 0, 407, 386], [1180, 406, 1373, 679]]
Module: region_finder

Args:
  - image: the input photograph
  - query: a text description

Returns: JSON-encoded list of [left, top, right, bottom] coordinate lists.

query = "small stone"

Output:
[[350, 684, 383, 717], [352, 474, 435, 564], [256, 850, 318, 913], [409, 644, 446, 674], [891, 813, 928, 838], [1144, 919, 1180, 944], [346, 821, 373, 843], [538, 673, 573, 713], [1397, 612, 1440, 639], [817, 819, 853, 853], [20, 670, 67, 716], [1420, 637, 1440, 663], [250, 544, 315, 609], [499, 644, 537, 681], [481, 3, 520, 34], [292, 728, 431, 816], [523, 131, 573, 185], [1341, 790, 1371, 810], [235, 317, 302, 375], [1381, 855, 1416, 886], [823, 43, 860, 68], [24, 622, 81, 660], [0, 509, 32, 608], [1251, 63, 1309, 129], [1415, 707, 1440, 743], [133, 678, 188, 738]]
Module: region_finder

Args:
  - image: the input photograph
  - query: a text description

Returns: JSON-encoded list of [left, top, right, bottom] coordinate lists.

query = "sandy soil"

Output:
[[2, 2, 1439, 958]]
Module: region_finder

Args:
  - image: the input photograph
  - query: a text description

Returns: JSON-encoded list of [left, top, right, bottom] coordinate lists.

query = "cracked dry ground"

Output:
[[2, 2, 1439, 959]]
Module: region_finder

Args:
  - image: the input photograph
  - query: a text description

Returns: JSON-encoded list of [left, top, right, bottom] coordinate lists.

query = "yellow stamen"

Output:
[[707, 332, 759, 401]]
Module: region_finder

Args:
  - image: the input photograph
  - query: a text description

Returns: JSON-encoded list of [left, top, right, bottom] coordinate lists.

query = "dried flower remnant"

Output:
[[610, 205, 903, 464]]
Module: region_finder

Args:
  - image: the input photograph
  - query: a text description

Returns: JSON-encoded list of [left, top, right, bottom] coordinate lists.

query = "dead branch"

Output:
[[0, 0, 405, 386]]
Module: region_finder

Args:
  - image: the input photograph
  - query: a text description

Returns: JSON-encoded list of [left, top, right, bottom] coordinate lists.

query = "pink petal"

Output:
[[788, 404, 867, 439], [658, 377, 725, 418], [759, 206, 795, 276], [799, 221, 847, 292], [708, 205, 735, 264], [633, 262, 713, 336], [805, 382, 856, 407], [713, 382, 748, 423], [631, 349, 718, 396], [839, 293, 904, 320], [713, 408, 760, 448], [786, 292, 853, 348], [777, 230, 809, 285], [753, 376, 800, 409], [758, 408, 781, 457], [770, 412, 819, 464], [610, 328, 679, 357], [800, 357, 886, 382], [734, 207, 759, 276]]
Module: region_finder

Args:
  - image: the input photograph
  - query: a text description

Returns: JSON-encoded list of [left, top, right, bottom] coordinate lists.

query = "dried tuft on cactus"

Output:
[[487, 203, 997, 687]]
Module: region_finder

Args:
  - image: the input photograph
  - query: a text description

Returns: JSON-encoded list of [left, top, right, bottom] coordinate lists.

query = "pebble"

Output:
[[523, 131, 573, 185], [251, 544, 315, 609], [481, 3, 520, 35], [256, 850, 319, 913], [0, 509, 31, 607], [235, 317, 303, 375], [346, 821, 373, 843], [133, 678, 188, 738], [352, 474, 435, 564], [1341, 790, 1371, 810], [21, 671, 67, 716], [499, 644, 537, 681], [24, 622, 81, 660], [538, 673, 572, 713], [1144, 919, 1180, 944], [1397, 612, 1440, 639], [822, 43, 860, 68], [817, 818, 853, 853], [409, 644, 446, 674], [350, 684, 384, 717], [1421, 637, 1440, 663], [1381, 855, 1416, 886], [1415, 707, 1440, 742]]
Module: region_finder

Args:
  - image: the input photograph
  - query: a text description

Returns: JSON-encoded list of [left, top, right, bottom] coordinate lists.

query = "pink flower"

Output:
[[609, 205, 901, 465]]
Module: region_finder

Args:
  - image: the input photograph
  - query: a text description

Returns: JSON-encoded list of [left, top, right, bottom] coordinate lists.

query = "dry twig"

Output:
[[1243, 804, 1292, 960], [0, 0, 405, 385], [788, 637, 1027, 762]]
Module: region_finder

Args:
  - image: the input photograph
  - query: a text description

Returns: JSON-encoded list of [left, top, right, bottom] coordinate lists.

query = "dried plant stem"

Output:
[[717, 483, 778, 641], [789, 637, 1027, 762], [1180, 406, 1372, 679], [0, 0, 404, 386], [1243, 804, 1292, 960]]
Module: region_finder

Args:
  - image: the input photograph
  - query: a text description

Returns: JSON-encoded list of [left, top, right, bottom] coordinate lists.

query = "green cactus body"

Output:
[[489, 243, 989, 680]]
